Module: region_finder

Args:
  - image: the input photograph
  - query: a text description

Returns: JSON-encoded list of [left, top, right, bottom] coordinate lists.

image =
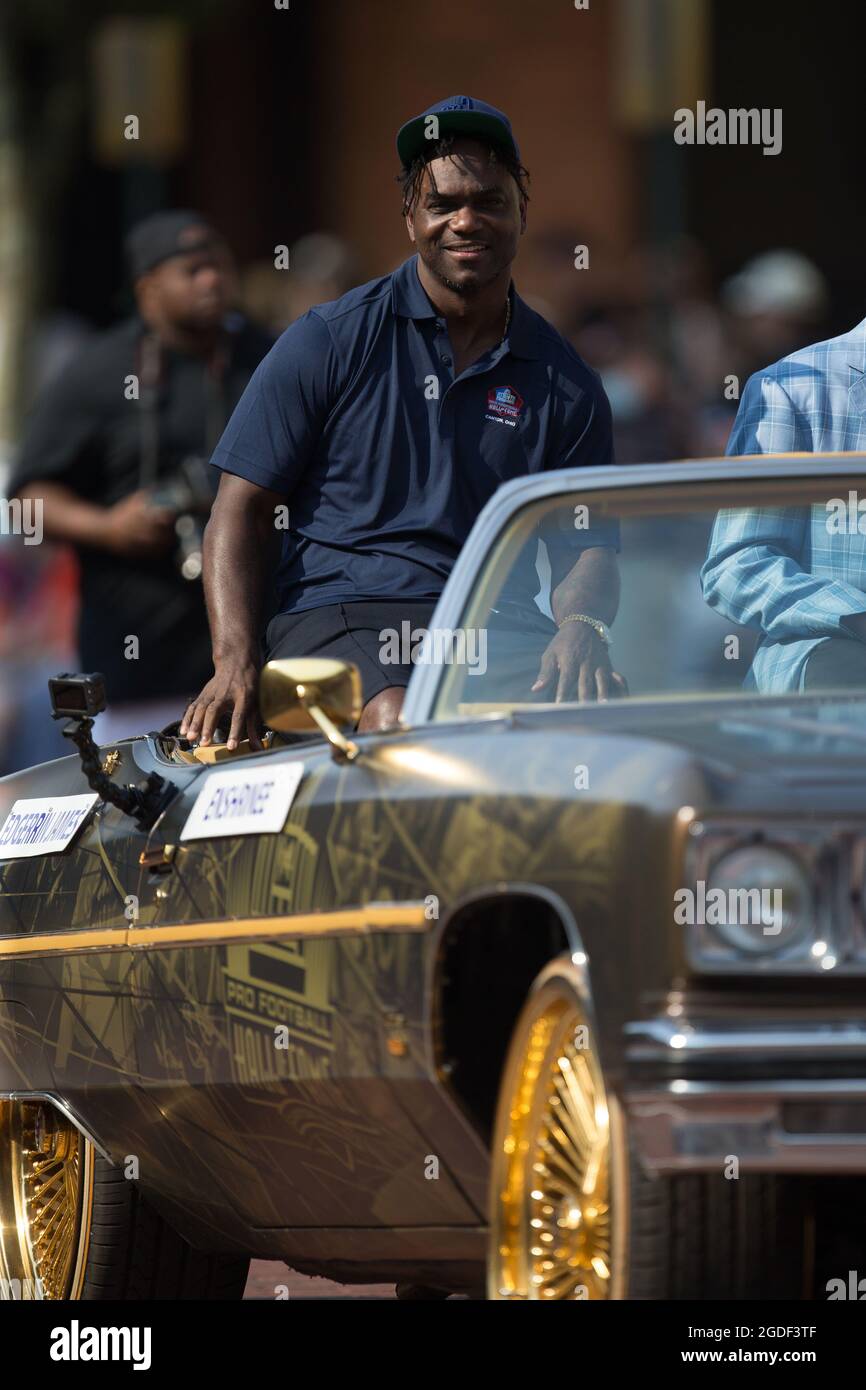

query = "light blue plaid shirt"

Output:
[[701, 317, 866, 692]]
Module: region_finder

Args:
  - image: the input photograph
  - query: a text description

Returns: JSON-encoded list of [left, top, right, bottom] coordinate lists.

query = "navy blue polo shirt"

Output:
[[211, 254, 616, 616]]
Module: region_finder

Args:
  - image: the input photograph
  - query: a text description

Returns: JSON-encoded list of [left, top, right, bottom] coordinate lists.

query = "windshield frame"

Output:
[[399, 453, 866, 727]]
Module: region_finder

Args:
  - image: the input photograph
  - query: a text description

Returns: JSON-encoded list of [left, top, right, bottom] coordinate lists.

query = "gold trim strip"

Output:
[[0, 904, 428, 961]]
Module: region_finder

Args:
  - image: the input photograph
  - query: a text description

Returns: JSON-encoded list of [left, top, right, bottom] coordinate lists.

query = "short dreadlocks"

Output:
[[397, 135, 531, 217]]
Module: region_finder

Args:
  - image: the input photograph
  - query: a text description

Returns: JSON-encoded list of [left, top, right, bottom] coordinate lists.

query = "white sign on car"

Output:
[[180, 762, 305, 842], [0, 794, 99, 860]]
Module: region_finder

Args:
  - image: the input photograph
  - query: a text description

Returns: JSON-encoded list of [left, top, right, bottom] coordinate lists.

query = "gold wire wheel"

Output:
[[0, 1099, 94, 1300], [488, 963, 626, 1300]]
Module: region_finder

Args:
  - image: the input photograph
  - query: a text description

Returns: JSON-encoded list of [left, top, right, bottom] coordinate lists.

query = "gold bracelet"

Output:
[[557, 613, 612, 646]]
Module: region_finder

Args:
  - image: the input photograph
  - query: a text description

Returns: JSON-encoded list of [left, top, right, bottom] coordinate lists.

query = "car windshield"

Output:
[[429, 473, 866, 720]]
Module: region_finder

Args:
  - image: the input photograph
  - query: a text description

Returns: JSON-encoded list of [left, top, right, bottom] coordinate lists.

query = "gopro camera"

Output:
[[49, 672, 107, 720]]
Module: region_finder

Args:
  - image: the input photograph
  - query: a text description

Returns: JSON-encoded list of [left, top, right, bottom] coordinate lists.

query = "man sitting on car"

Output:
[[180, 96, 622, 751], [702, 313, 866, 691]]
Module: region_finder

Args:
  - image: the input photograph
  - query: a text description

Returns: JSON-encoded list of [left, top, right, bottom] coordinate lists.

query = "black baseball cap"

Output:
[[396, 95, 521, 167], [125, 210, 222, 280]]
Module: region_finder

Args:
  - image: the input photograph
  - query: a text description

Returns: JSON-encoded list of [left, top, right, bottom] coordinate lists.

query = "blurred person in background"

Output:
[[651, 237, 738, 458], [515, 226, 613, 337], [476, 226, 765, 466], [284, 232, 361, 323], [721, 249, 830, 386], [576, 305, 687, 464], [657, 238, 731, 404], [8, 210, 272, 744], [240, 233, 362, 336], [25, 311, 95, 401], [572, 239, 694, 468], [239, 261, 294, 338]]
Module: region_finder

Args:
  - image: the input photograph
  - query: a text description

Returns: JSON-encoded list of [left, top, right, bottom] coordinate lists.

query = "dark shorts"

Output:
[[265, 600, 438, 705], [803, 636, 866, 691]]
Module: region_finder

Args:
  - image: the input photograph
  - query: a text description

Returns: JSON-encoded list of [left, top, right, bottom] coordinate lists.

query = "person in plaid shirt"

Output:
[[701, 316, 866, 692]]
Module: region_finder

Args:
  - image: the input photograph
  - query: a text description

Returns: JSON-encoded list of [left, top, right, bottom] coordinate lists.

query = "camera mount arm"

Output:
[[50, 673, 177, 832]]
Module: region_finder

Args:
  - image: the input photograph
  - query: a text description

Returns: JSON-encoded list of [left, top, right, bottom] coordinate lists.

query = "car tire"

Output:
[[0, 1098, 249, 1300], [626, 1138, 809, 1300], [487, 956, 809, 1300], [82, 1154, 250, 1300]]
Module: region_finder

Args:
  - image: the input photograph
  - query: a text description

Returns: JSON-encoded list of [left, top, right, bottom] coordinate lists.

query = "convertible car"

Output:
[[2, 454, 866, 1301]]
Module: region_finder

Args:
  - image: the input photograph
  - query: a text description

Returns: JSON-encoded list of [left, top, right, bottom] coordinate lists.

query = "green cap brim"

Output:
[[397, 111, 518, 167]]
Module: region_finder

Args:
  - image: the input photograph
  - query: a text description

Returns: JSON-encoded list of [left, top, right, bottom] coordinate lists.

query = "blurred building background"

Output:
[[0, 0, 862, 768]]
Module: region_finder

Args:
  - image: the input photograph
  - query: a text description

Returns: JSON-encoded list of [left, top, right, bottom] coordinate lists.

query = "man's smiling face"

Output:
[[407, 137, 526, 295]]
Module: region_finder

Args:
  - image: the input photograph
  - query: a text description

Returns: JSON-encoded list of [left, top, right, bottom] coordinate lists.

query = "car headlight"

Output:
[[703, 846, 815, 956]]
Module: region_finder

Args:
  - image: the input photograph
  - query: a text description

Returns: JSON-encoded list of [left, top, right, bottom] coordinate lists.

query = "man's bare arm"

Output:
[[550, 544, 620, 627], [15, 481, 176, 555], [533, 546, 625, 701], [180, 472, 285, 749]]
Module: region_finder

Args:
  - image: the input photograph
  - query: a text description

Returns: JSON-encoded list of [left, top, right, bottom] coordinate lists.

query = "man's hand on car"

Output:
[[180, 654, 263, 750], [532, 622, 628, 702]]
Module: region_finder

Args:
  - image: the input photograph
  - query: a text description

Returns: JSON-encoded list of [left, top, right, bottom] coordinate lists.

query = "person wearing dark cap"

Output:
[[182, 97, 621, 749], [11, 210, 272, 741]]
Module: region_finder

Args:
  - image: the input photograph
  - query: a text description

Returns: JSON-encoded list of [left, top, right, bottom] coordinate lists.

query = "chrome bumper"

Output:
[[624, 1017, 866, 1175]]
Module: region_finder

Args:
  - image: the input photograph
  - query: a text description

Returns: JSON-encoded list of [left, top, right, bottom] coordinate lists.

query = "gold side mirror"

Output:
[[259, 658, 363, 761]]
